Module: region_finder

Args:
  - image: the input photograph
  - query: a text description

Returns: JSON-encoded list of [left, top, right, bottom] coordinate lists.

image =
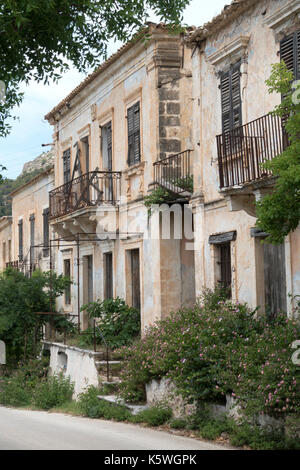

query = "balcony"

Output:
[[216, 113, 287, 190], [49, 171, 121, 220], [153, 149, 193, 198]]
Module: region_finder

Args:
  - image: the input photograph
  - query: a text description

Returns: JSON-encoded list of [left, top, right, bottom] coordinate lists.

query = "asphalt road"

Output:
[[0, 406, 229, 450]]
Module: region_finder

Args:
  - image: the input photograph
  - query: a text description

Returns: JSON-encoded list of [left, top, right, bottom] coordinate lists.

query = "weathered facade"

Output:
[[45, 24, 196, 330], [188, 0, 300, 316], [0, 216, 12, 271], [8, 167, 54, 275]]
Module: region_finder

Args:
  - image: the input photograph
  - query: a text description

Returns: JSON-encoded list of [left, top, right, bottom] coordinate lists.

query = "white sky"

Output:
[[0, 0, 228, 178]]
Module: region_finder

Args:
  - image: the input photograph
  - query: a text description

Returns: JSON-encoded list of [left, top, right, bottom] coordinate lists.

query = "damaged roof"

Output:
[[186, 0, 260, 44], [44, 23, 182, 122]]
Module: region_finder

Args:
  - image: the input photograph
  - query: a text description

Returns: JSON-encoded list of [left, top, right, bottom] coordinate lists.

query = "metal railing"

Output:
[[216, 113, 287, 189], [153, 149, 193, 195], [49, 170, 122, 219]]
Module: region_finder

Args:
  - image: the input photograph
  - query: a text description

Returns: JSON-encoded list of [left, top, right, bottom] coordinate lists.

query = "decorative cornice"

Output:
[[264, 0, 300, 30], [206, 35, 250, 67]]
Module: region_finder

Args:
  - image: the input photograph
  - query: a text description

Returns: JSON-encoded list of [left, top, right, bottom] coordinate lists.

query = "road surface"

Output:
[[0, 406, 229, 450]]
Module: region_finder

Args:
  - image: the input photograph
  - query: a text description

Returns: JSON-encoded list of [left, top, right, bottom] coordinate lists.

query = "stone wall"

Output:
[[43, 341, 101, 397]]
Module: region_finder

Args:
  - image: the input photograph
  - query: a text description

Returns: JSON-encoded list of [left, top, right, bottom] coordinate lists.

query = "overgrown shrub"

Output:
[[118, 288, 300, 421], [81, 297, 140, 349], [78, 386, 130, 420], [0, 268, 73, 364], [133, 405, 172, 426], [169, 418, 187, 429], [0, 358, 49, 406], [33, 374, 74, 410], [0, 358, 74, 410]]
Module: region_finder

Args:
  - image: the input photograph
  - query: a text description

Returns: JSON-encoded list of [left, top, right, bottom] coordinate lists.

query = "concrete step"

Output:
[[97, 394, 148, 416], [95, 360, 123, 377]]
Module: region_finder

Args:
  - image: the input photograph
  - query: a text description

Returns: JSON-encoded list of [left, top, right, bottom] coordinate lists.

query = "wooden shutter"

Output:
[[280, 30, 300, 79], [263, 243, 287, 319], [80, 136, 89, 173], [104, 252, 113, 299], [18, 220, 23, 261], [131, 249, 141, 311], [29, 214, 35, 265], [220, 62, 242, 133], [63, 148, 71, 183], [106, 122, 112, 171], [64, 259, 71, 305], [127, 102, 140, 166], [219, 242, 231, 298], [43, 208, 49, 257]]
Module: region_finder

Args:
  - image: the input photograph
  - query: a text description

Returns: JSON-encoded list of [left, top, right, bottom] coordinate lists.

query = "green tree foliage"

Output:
[[0, 268, 74, 364], [0, 0, 190, 137], [255, 62, 300, 244], [82, 297, 140, 349]]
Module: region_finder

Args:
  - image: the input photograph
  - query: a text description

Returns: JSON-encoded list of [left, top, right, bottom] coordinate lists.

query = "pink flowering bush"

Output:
[[118, 289, 300, 420]]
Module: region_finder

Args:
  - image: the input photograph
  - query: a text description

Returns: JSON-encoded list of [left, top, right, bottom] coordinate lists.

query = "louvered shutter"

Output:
[[220, 71, 231, 134], [220, 62, 242, 133], [107, 122, 112, 171], [18, 220, 23, 261], [63, 148, 71, 183], [280, 31, 300, 146], [231, 64, 242, 129], [280, 31, 299, 79], [127, 102, 140, 166], [43, 208, 49, 257]]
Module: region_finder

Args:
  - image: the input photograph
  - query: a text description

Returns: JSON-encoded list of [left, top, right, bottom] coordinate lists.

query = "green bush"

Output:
[[169, 418, 187, 429], [0, 376, 32, 407], [0, 358, 49, 406], [78, 386, 130, 421], [81, 297, 140, 349], [0, 268, 73, 365], [135, 406, 172, 426], [0, 358, 74, 410], [118, 288, 300, 421], [33, 374, 74, 410]]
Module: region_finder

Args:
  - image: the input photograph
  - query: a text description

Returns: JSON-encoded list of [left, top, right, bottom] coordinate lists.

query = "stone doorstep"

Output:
[[95, 360, 122, 364], [97, 395, 148, 416], [100, 379, 122, 386]]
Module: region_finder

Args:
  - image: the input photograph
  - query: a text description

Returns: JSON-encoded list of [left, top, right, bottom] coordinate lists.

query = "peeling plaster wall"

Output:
[[0, 218, 12, 271], [49, 30, 194, 331], [10, 171, 54, 271], [191, 0, 300, 312]]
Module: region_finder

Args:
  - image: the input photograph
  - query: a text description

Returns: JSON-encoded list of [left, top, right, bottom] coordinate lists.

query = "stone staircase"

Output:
[[95, 350, 148, 415]]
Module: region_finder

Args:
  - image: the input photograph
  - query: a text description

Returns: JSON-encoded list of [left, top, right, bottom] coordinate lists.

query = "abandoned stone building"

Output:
[[1, 0, 299, 333], [188, 0, 300, 317], [45, 23, 196, 331], [5, 167, 54, 275]]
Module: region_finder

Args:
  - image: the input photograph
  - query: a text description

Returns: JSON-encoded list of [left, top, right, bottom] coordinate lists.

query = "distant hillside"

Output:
[[21, 150, 54, 175], [0, 151, 54, 217]]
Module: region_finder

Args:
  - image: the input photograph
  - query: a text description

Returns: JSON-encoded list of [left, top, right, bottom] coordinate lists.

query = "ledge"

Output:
[[264, 0, 300, 30], [42, 340, 104, 358], [206, 35, 250, 67]]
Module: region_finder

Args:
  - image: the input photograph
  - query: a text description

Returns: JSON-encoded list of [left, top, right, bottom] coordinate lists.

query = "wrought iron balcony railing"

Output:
[[216, 113, 287, 189], [153, 149, 193, 196], [6, 260, 36, 276], [49, 170, 121, 220]]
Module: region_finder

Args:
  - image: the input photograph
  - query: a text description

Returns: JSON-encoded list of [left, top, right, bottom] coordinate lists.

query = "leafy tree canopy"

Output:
[[255, 62, 300, 244], [0, 0, 190, 136], [0, 268, 73, 364]]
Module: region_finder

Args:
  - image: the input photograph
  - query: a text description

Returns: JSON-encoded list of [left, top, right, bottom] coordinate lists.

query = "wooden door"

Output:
[[131, 249, 140, 311], [104, 252, 113, 300], [263, 243, 286, 318]]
